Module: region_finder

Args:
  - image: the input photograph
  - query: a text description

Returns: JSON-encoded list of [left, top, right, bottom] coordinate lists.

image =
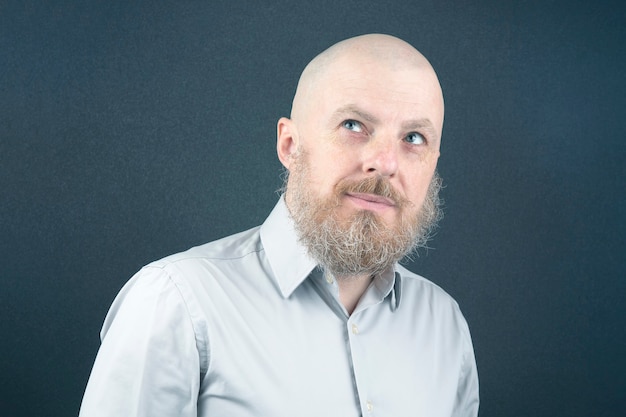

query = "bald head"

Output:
[[291, 34, 443, 127]]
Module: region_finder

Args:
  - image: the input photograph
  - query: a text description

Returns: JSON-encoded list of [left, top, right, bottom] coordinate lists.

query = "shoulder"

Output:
[[395, 264, 471, 333], [396, 264, 459, 307], [147, 225, 263, 270], [112, 225, 264, 313]]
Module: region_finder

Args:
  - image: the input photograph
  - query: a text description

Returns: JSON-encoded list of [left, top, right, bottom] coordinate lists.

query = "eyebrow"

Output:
[[402, 119, 439, 140], [332, 104, 439, 139], [333, 104, 380, 124]]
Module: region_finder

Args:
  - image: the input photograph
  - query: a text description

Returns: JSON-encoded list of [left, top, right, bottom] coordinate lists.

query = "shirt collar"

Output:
[[260, 196, 317, 298], [392, 269, 403, 310], [358, 266, 403, 311]]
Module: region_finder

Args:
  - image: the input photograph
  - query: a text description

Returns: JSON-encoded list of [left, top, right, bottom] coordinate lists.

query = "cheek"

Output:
[[310, 147, 358, 185], [296, 154, 339, 198], [402, 165, 437, 205]]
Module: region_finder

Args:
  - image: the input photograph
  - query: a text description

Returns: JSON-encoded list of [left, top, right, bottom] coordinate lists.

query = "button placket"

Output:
[[348, 311, 378, 417]]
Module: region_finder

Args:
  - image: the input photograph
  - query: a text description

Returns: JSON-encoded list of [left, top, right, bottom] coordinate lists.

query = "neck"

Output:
[[335, 273, 374, 315]]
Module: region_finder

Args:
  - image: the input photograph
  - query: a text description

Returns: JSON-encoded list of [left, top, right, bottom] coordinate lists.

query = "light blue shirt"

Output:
[[80, 198, 479, 416]]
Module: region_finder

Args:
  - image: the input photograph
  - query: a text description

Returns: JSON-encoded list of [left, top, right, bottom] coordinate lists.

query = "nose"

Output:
[[364, 138, 399, 177]]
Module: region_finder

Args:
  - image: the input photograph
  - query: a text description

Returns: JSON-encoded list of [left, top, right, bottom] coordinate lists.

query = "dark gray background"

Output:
[[1, 1, 624, 416]]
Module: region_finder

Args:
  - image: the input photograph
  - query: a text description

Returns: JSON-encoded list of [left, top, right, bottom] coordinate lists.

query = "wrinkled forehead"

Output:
[[310, 55, 444, 126], [292, 45, 444, 127]]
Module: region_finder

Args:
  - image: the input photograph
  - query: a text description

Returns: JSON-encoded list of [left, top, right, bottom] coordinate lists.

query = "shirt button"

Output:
[[366, 400, 373, 412], [351, 324, 359, 334]]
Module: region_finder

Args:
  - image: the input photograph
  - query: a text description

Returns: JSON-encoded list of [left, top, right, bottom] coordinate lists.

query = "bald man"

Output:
[[80, 34, 479, 417]]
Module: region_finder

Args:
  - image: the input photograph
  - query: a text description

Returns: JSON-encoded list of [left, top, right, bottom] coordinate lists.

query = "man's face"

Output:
[[281, 55, 444, 276]]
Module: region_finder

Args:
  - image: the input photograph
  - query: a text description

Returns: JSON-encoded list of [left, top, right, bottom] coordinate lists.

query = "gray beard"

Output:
[[284, 154, 443, 278]]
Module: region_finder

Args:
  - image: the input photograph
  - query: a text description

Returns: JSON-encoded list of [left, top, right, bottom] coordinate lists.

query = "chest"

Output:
[[193, 281, 462, 417]]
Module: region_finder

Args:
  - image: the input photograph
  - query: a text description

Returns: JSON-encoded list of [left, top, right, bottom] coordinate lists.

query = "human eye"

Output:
[[342, 119, 363, 133], [404, 132, 425, 145]]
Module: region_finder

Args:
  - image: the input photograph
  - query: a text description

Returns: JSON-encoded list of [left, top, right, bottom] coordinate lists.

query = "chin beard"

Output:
[[284, 152, 443, 278]]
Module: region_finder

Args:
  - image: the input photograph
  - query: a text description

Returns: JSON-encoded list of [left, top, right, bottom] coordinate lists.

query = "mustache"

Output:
[[335, 176, 410, 208]]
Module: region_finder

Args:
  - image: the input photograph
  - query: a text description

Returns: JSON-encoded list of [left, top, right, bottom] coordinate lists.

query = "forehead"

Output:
[[315, 58, 444, 130]]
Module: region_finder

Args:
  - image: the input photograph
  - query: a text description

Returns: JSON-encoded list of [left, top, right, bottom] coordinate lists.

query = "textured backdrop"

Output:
[[1, 1, 624, 416]]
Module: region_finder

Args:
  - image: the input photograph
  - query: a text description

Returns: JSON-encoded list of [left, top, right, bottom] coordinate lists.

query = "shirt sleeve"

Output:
[[451, 316, 480, 417], [79, 266, 203, 417]]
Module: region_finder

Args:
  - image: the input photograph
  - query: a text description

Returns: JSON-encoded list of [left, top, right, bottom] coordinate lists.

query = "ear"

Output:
[[276, 117, 299, 170]]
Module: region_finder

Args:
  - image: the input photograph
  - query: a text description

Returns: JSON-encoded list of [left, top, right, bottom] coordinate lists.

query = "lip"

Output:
[[345, 192, 396, 212]]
